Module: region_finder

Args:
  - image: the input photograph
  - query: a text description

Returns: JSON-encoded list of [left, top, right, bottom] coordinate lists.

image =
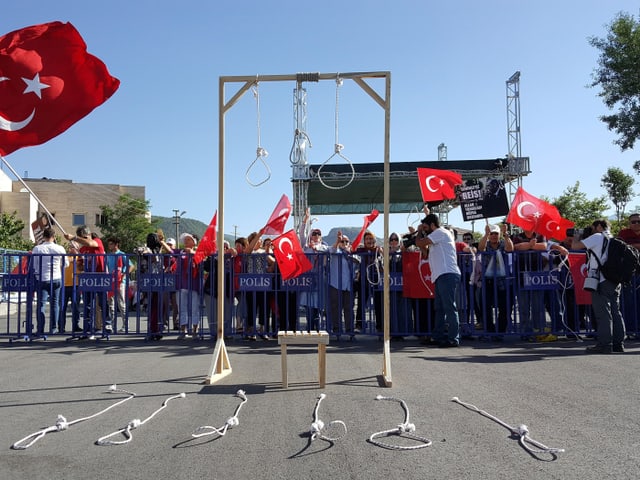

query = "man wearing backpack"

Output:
[[571, 219, 625, 354]]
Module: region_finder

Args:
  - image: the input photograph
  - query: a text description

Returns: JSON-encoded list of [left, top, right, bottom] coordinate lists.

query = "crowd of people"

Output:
[[18, 211, 640, 353]]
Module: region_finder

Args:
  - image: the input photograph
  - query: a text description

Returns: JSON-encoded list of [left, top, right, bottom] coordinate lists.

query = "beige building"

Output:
[[0, 168, 145, 242]]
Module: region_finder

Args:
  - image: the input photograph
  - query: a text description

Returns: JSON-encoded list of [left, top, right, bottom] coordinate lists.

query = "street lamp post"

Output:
[[173, 209, 187, 243]]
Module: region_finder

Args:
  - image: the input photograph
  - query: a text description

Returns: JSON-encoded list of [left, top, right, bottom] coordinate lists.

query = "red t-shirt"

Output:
[[617, 228, 640, 250], [80, 237, 106, 272]]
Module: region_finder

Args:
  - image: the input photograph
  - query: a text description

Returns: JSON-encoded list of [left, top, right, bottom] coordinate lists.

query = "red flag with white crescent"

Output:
[[0, 22, 120, 156], [507, 187, 573, 240], [402, 251, 434, 298], [273, 229, 312, 280], [416, 168, 462, 202], [263, 194, 291, 236], [568, 252, 592, 305]]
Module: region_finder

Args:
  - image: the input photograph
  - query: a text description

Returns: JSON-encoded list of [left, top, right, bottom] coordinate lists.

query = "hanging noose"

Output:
[[317, 75, 355, 190], [246, 79, 271, 187]]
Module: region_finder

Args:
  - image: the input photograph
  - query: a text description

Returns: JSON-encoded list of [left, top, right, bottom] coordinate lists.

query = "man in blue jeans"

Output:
[[32, 227, 66, 334], [416, 208, 462, 347]]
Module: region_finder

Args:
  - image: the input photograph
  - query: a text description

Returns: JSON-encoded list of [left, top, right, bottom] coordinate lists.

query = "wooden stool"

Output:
[[277, 331, 330, 388]]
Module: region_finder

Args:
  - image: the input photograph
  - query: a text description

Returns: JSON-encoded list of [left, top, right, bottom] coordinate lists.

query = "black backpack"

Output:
[[592, 236, 640, 285]]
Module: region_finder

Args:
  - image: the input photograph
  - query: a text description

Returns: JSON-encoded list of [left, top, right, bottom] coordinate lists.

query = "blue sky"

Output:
[[2, 0, 639, 241]]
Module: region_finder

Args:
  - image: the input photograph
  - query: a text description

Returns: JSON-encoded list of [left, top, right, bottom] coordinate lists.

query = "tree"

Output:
[[98, 194, 157, 253], [589, 12, 640, 150], [550, 182, 608, 228], [0, 211, 34, 251], [601, 167, 635, 223]]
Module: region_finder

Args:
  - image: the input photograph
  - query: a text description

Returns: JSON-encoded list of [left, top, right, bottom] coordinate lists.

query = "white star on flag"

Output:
[[22, 73, 49, 99]]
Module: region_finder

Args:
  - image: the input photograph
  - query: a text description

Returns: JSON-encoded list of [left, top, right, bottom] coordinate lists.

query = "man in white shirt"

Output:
[[32, 227, 66, 334], [416, 210, 462, 347], [571, 219, 625, 354]]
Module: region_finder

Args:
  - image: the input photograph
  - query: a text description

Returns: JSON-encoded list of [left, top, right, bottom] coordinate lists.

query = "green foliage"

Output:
[[589, 12, 640, 150], [98, 194, 158, 253], [551, 182, 609, 228], [0, 211, 34, 251], [601, 167, 635, 223]]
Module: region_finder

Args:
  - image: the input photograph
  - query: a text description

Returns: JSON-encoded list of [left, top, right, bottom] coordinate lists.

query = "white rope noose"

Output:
[[368, 395, 432, 450], [11, 385, 136, 450], [365, 251, 383, 287], [316, 75, 355, 190], [96, 392, 186, 446], [451, 397, 565, 456], [191, 390, 247, 438], [309, 393, 347, 442], [406, 205, 422, 230], [246, 79, 271, 187], [548, 251, 583, 341]]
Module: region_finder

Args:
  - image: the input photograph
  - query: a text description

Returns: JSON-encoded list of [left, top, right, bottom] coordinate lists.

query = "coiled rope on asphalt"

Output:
[[368, 395, 432, 450], [96, 392, 186, 446], [309, 393, 347, 442], [451, 397, 565, 456], [191, 390, 248, 438], [11, 385, 136, 450]]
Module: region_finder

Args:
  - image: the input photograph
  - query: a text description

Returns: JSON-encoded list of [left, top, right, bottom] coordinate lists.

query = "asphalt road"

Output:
[[1, 335, 638, 480]]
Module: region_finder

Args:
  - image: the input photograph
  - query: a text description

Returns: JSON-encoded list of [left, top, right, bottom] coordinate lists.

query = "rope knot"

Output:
[[129, 419, 142, 429], [517, 424, 529, 436], [226, 417, 239, 427], [311, 420, 325, 434], [398, 422, 416, 433], [55, 415, 69, 431]]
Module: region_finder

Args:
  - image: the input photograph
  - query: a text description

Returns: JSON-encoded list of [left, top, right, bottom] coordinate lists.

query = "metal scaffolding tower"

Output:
[[506, 71, 524, 194], [291, 82, 312, 233]]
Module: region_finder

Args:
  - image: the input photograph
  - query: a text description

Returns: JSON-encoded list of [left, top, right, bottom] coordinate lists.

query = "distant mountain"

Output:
[[152, 216, 235, 244], [325, 227, 384, 246]]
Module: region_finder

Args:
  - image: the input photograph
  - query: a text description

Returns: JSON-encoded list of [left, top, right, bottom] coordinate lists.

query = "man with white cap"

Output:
[[477, 223, 513, 339]]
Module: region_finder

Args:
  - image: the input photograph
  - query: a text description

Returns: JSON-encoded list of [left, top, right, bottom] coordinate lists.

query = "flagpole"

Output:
[[1, 155, 67, 235]]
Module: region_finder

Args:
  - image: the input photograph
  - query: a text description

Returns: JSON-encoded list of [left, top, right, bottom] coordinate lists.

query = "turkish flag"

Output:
[[273, 229, 313, 280], [0, 22, 120, 156], [507, 187, 560, 235], [194, 211, 217, 265], [416, 168, 462, 202], [351, 209, 379, 249], [539, 211, 574, 241], [263, 194, 291, 235], [402, 251, 434, 298], [568, 252, 591, 305]]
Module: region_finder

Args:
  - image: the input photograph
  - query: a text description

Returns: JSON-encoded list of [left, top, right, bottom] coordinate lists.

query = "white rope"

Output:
[[451, 397, 565, 456], [365, 252, 383, 286], [96, 392, 186, 446], [246, 80, 271, 187], [11, 385, 136, 450], [368, 395, 432, 450], [549, 251, 583, 341], [317, 75, 355, 190], [289, 128, 313, 166], [191, 390, 247, 438], [309, 393, 347, 442]]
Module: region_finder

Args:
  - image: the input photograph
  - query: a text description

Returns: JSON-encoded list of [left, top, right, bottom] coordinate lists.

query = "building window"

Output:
[[96, 214, 106, 226], [72, 214, 85, 226]]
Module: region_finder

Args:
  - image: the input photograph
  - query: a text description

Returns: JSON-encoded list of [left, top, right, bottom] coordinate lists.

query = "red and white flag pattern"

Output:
[[416, 168, 462, 202], [263, 194, 292, 236], [273, 229, 312, 280], [506, 187, 573, 240], [0, 21, 120, 156]]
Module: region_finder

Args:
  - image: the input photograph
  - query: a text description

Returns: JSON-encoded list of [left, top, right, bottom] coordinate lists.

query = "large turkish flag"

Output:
[[0, 21, 120, 156]]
